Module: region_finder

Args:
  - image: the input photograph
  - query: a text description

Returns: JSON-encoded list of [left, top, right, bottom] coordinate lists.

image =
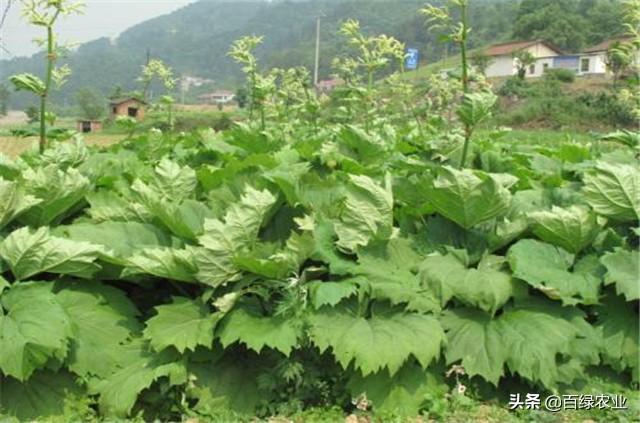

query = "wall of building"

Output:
[[76, 120, 103, 133], [579, 53, 608, 75], [112, 100, 145, 120], [528, 58, 555, 77], [486, 56, 516, 78], [525, 43, 560, 58]]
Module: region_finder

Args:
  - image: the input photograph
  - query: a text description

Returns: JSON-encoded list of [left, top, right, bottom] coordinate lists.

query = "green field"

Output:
[[0, 0, 638, 421]]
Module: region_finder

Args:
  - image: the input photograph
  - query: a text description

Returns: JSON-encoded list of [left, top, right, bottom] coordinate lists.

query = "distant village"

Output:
[[75, 35, 633, 134]]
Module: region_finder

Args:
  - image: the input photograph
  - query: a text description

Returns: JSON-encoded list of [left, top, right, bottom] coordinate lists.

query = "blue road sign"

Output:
[[406, 48, 419, 70]]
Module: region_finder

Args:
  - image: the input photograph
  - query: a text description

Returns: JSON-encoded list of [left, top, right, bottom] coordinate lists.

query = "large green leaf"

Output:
[[56, 221, 175, 264], [420, 254, 514, 315], [442, 303, 582, 388], [583, 162, 639, 222], [187, 355, 263, 416], [308, 308, 444, 376], [597, 296, 639, 381], [0, 178, 41, 230], [122, 247, 198, 283], [0, 370, 85, 420], [151, 158, 197, 201], [440, 308, 506, 385], [144, 297, 218, 353], [9, 73, 45, 96], [507, 239, 601, 305], [335, 174, 394, 252], [499, 305, 579, 388], [19, 165, 91, 226], [356, 238, 440, 313], [217, 307, 299, 356], [0, 283, 72, 381], [528, 205, 601, 254], [91, 346, 187, 417], [54, 281, 141, 379], [0, 227, 103, 280], [426, 166, 511, 229], [85, 190, 152, 222], [132, 179, 212, 240], [601, 249, 640, 301], [195, 187, 276, 287], [310, 219, 358, 275], [456, 92, 497, 128], [308, 280, 359, 309]]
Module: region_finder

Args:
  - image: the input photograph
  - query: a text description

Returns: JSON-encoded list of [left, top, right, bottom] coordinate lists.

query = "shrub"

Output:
[[543, 68, 576, 83], [497, 77, 529, 97], [577, 91, 636, 127], [25, 105, 39, 123]]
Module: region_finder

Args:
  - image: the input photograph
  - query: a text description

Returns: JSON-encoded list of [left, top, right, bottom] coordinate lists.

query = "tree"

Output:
[[512, 0, 587, 52], [470, 51, 494, 75], [606, 42, 633, 88], [235, 88, 248, 108], [109, 85, 124, 100], [76, 88, 105, 120], [25, 106, 40, 123], [514, 50, 536, 80], [0, 84, 9, 116]]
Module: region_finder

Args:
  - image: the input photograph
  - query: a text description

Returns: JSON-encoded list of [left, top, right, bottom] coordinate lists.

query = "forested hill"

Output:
[[1, 0, 623, 108]]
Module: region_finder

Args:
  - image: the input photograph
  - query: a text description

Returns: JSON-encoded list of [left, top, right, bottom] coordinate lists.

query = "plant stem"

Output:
[[458, 0, 472, 169], [39, 25, 56, 154], [366, 69, 373, 132]]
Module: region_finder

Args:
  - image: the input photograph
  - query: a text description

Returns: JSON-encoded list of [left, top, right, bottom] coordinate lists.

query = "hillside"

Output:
[[0, 0, 623, 109]]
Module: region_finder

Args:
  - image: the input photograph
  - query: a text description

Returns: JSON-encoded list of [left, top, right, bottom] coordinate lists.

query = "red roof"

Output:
[[484, 40, 563, 56], [583, 37, 634, 53]]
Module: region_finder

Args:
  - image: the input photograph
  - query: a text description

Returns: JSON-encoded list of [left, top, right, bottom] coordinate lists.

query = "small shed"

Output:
[[110, 97, 146, 120], [76, 120, 103, 133]]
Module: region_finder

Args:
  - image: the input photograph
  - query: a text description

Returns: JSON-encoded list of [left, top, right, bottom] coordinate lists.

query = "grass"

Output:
[[488, 129, 596, 145]]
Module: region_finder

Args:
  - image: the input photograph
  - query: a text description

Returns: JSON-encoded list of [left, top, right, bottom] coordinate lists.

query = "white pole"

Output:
[[314, 16, 321, 86]]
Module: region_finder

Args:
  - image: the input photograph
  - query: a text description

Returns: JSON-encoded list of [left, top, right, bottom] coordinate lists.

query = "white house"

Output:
[[199, 90, 235, 105], [579, 37, 636, 76], [484, 40, 564, 78]]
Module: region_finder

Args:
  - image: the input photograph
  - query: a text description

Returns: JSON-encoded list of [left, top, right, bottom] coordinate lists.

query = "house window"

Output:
[[543, 63, 550, 72], [529, 64, 536, 75], [112, 107, 117, 114], [581, 58, 590, 72], [82, 121, 91, 133], [127, 107, 138, 118]]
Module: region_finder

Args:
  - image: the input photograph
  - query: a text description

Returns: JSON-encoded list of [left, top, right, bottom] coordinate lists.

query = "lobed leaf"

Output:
[[144, 297, 218, 353], [426, 166, 512, 229], [308, 308, 444, 376]]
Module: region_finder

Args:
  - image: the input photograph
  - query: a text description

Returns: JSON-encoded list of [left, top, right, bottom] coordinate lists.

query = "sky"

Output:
[[0, 0, 198, 59]]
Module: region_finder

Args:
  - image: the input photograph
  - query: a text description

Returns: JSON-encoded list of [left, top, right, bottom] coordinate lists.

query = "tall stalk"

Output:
[[421, 0, 474, 168], [39, 20, 58, 153], [9, 1, 83, 154], [457, 0, 472, 169]]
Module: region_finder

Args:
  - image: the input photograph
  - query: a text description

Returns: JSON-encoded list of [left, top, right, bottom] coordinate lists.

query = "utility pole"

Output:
[[314, 15, 321, 87]]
